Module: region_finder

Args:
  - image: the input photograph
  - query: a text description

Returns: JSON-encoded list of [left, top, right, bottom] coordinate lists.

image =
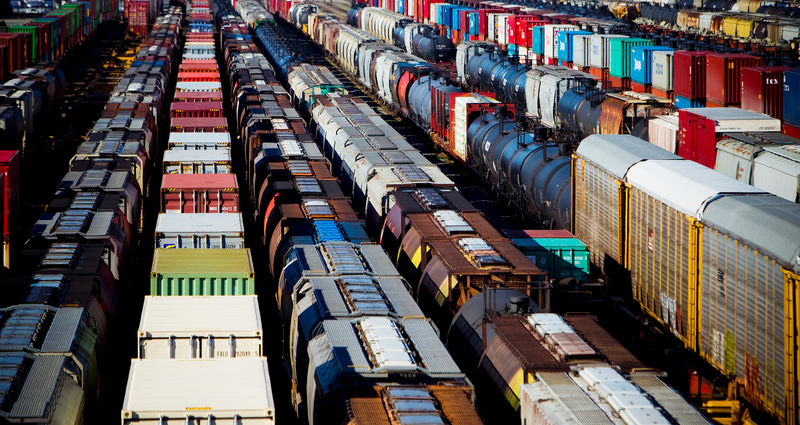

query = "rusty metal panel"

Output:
[[599, 97, 626, 135], [627, 186, 694, 347], [430, 387, 484, 425]]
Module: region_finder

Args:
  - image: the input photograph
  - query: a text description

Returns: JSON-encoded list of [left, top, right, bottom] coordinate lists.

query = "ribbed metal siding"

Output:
[[700, 225, 787, 422], [534, 372, 614, 424], [403, 319, 461, 375], [629, 372, 710, 425], [627, 187, 692, 346], [9, 356, 64, 418], [572, 157, 623, 272]]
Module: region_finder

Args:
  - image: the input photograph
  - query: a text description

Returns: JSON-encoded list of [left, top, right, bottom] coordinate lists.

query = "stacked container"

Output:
[[122, 2, 275, 424], [630, 45, 673, 93], [705, 53, 763, 107], [785, 69, 800, 138], [671, 51, 708, 107], [740, 66, 791, 121], [608, 37, 652, 87]]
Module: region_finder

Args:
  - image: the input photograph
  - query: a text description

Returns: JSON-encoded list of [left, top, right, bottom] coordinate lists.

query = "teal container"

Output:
[[609, 37, 652, 79], [511, 234, 590, 283]]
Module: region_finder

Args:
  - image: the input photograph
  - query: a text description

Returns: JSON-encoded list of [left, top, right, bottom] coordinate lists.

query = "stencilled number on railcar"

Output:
[[216, 350, 251, 357]]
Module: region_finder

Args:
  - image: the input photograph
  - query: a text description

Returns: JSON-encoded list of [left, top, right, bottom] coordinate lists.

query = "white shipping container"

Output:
[[176, 81, 222, 92], [648, 114, 679, 153], [155, 213, 244, 249], [652, 50, 673, 91], [137, 295, 262, 359], [454, 94, 499, 161], [589, 34, 628, 69], [497, 15, 509, 45], [683, 108, 782, 133], [572, 34, 591, 67], [752, 145, 800, 202], [122, 358, 275, 425], [543, 24, 577, 59], [167, 132, 232, 150], [162, 150, 232, 174], [714, 137, 762, 183]]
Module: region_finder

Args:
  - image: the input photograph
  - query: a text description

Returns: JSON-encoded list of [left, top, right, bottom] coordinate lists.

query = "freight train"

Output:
[[227, 1, 718, 424], [214, 1, 491, 423], [252, 1, 800, 423], [0, 7, 182, 424], [119, 2, 277, 423], [0, 0, 123, 149]]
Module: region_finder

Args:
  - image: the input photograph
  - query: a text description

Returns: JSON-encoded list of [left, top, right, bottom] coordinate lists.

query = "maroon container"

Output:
[[705, 53, 763, 106], [170, 117, 228, 132], [161, 174, 239, 213], [672, 51, 709, 100], [740, 66, 790, 120], [169, 101, 223, 118]]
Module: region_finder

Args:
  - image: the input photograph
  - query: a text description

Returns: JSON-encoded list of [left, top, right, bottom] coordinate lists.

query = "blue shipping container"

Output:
[[557, 30, 592, 63], [509, 44, 517, 56], [631, 45, 674, 85], [468, 12, 479, 35], [674, 95, 705, 109], [784, 68, 800, 126], [530, 26, 544, 55]]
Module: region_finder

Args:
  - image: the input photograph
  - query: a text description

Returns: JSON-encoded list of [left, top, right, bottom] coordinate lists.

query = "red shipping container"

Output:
[[672, 51, 709, 101], [740, 66, 790, 121], [630, 81, 650, 93], [705, 53, 762, 106], [0, 34, 23, 74], [161, 174, 239, 213], [170, 101, 223, 118], [0, 151, 19, 268], [177, 71, 221, 82], [784, 122, 800, 139], [170, 117, 228, 132], [678, 108, 781, 168]]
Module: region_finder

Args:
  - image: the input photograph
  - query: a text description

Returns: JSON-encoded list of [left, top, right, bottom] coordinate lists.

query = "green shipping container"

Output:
[[150, 248, 255, 295], [9, 26, 38, 62], [609, 38, 652, 79], [509, 230, 590, 283]]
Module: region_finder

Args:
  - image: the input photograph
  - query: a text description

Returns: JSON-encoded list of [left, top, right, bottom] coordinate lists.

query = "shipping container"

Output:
[[651, 50, 673, 92], [160, 173, 239, 213], [784, 68, 800, 127], [166, 132, 231, 150], [589, 34, 628, 69], [740, 66, 790, 121], [572, 135, 681, 274], [162, 149, 231, 174], [121, 358, 275, 425], [714, 132, 797, 185], [630, 45, 673, 85], [169, 100, 223, 117], [648, 114, 679, 153], [150, 248, 255, 296], [137, 295, 262, 359], [752, 145, 800, 202], [609, 37, 651, 79], [705, 53, 763, 106], [506, 229, 589, 283], [678, 108, 781, 168], [155, 213, 244, 249], [170, 117, 228, 132], [0, 150, 19, 268], [673, 51, 708, 101]]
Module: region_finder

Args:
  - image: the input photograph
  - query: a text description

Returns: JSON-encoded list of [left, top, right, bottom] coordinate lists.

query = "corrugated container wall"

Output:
[[784, 69, 800, 127], [673, 51, 708, 100], [705, 53, 763, 106], [150, 248, 255, 295]]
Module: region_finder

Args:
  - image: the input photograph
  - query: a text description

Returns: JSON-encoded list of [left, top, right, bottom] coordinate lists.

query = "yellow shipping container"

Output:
[[736, 18, 754, 38], [722, 16, 739, 37]]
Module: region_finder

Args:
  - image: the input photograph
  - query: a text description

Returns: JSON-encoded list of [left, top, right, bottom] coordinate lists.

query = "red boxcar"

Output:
[[672, 51, 708, 101], [161, 174, 239, 213], [0, 151, 19, 268], [740, 66, 790, 121], [705, 53, 762, 106]]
